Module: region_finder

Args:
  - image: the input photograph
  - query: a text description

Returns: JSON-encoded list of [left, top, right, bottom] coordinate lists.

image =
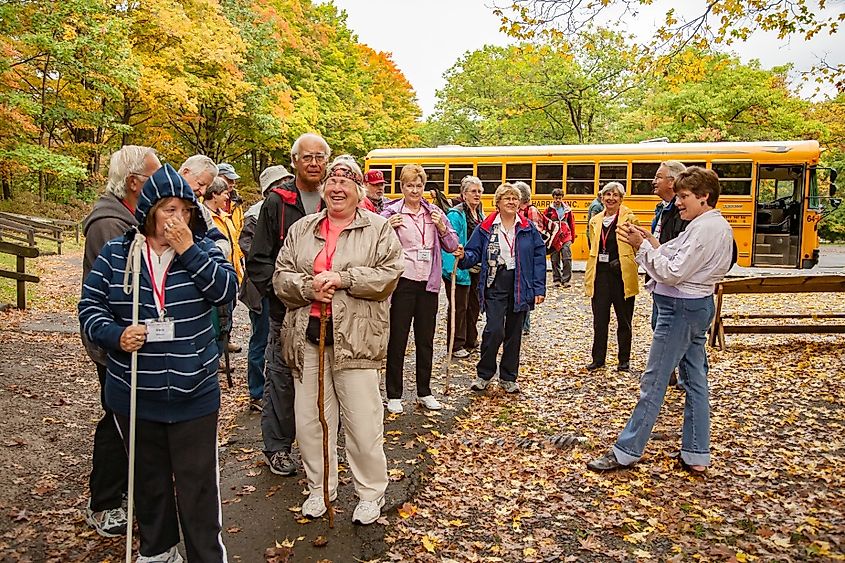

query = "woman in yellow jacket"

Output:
[[204, 179, 244, 283], [584, 182, 639, 372]]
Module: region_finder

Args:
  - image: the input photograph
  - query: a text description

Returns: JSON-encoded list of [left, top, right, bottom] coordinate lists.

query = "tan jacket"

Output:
[[273, 208, 405, 376], [584, 204, 640, 299]]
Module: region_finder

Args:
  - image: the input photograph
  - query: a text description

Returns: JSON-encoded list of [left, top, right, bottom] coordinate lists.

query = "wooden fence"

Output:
[[0, 241, 40, 309], [0, 211, 79, 255]]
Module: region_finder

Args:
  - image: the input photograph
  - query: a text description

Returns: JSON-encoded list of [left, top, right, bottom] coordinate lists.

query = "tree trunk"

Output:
[[1, 173, 11, 200]]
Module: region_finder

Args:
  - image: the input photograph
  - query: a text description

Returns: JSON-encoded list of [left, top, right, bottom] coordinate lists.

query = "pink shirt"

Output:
[[396, 204, 436, 282], [311, 219, 344, 317]]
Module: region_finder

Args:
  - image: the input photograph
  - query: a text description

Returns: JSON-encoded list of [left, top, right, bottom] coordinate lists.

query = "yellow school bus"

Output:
[[364, 140, 833, 268]]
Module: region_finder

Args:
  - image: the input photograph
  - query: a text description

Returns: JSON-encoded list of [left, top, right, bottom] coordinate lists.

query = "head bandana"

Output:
[[327, 164, 363, 185]]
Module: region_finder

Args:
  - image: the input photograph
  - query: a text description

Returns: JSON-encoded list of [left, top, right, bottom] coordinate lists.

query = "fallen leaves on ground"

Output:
[[384, 279, 845, 561]]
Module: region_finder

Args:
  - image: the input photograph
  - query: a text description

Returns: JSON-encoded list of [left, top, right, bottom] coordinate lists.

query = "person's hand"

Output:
[[453, 244, 465, 259], [618, 222, 644, 250], [163, 215, 193, 254], [313, 285, 335, 303], [431, 208, 447, 234], [120, 325, 147, 353], [313, 271, 342, 292], [388, 214, 403, 228], [535, 295, 545, 305]]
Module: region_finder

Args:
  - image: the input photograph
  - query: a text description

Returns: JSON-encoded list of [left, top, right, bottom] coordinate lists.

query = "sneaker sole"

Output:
[[352, 497, 386, 525]]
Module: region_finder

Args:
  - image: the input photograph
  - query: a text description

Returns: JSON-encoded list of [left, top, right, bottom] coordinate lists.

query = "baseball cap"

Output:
[[259, 165, 293, 194], [217, 163, 240, 180], [364, 170, 385, 184]]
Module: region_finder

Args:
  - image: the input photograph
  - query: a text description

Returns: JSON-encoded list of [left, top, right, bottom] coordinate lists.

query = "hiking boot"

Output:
[[137, 546, 183, 563], [352, 497, 385, 525], [417, 395, 442, 410], [470, 377, 491, 391], [452, 348, 470, 359], [265, 450, 297, 476], [249, 397, 264, 412], [499, 380, 520, 394], [301, 493, 337, 518], [386, 399, 404, 414], [85, 501, 127, 538], [585, 361, 605, 371]]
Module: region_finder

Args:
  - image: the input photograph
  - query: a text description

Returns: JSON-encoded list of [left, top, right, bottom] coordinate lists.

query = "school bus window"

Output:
[[600, 163, 628, 191], [422, 165, 445, 193], [535, 163, 563, 195], [370, 166, 392, 194], [506, 163, 532, 188], [712, 162, 752, 195], [447, 163, 473, 194], [566, 163, 595, 195], [477, 163, 503, 193], [684, 161, 706, 169], [631, 163, 660, 195], [393, 165, 405, 194]]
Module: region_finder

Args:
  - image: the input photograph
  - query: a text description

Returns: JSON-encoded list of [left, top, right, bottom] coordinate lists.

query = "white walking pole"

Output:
[[122, 233, 145, 563]]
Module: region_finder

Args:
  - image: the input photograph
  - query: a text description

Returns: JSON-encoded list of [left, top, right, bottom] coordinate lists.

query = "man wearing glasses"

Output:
[[246, 132, 330, 477], [80, 145, 161, 538]]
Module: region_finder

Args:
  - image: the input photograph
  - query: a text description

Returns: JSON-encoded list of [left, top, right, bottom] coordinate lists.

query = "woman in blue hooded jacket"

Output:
[[457, 183, 546, 394], [79, 163, 237, 563]]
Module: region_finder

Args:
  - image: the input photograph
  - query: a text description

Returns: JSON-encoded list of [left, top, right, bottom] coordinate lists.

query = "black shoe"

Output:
[[586, 450, 627, 472], [617, 362, 630, 372], [586, 361, 605, 371]]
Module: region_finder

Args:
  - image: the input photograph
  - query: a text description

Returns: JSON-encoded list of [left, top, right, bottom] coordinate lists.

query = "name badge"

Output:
[[144, 317, 176, 342], [417, 249, 432, 262], [598, 253, 610, 263]]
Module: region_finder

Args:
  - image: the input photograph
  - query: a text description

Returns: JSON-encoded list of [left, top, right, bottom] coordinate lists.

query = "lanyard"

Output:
[[403, 205, 428, 247], [600, 215, 618, 252], [145, 243, 171, 317], [500, 224, 515, 257], [120, 199, 135, 215]]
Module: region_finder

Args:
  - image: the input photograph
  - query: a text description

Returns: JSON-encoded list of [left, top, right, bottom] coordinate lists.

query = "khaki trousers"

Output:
[[294, 343, 388, 502]]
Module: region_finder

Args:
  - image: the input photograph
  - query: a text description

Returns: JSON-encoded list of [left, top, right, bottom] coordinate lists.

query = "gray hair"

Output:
[[661, 160, 687, 180], [460, 175, 483, 194], [204, 177, 229, 198], [290, 133, 331, 167], [106, 145, 156, 199], [319, 156, 366, 202], [599, 182, 625, 197], [179, 154, 218, 180], [512, 181, 531, 204]]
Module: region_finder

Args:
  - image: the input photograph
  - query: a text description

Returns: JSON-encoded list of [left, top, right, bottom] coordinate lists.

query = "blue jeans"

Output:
[[247, 297, 269, 400], [613, 293, 715, 467]]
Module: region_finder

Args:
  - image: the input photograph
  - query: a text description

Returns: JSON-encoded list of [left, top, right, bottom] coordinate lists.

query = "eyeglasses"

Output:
[[131, 173, 150, 181], [298, 153, 328, 164], [402, 183, 425, 190], [160, 206, 195, 217]]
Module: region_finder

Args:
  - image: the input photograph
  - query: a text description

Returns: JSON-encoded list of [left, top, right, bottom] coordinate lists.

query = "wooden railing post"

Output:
[[16, 254, 26, 309]]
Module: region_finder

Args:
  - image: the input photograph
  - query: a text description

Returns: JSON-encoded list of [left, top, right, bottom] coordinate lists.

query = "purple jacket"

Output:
[[381, 198, 459, 293]]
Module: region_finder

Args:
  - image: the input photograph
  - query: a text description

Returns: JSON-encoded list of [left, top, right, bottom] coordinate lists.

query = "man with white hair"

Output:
[[178, 155, 230, 258], [238, 165, 293, 411], [81, 145, 161, 537], [246, 133, 330, 477]]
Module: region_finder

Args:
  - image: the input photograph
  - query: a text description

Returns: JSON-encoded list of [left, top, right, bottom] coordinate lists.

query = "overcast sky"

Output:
[[329, 0, 843, 117]]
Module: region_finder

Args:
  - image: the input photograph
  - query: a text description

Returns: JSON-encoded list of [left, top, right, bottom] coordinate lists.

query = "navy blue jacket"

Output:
[[459, 212, 546, 312], [79, 164, 238, 423]]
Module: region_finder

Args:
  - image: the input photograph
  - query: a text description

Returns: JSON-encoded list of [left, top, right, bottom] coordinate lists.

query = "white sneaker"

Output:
[[452, 348, 470, 359], [386, 399, 403, 414], [136, 546, 183, 563], [417, 395, 442, 410], [352, 497, 385, 525], [301, 493, 337, 518], [500, 380, 520, 394]]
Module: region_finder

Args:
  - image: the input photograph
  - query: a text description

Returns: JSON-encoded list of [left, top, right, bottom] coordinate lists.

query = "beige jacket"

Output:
[[273, 208, 405, 376]]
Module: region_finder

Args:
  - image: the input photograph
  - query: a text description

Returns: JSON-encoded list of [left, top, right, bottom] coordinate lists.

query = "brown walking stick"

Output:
[[443, 261, 458, 395], [317, 302, 334, 527]]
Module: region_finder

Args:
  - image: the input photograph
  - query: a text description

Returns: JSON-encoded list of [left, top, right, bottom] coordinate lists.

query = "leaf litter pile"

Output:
[[384, 281, 845, 562]]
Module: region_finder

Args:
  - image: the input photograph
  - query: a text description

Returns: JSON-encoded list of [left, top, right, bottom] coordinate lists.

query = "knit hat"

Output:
[[136, 163, 205, 237]]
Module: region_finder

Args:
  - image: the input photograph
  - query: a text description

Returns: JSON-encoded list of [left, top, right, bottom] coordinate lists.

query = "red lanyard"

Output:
[[120, 199, 135, 215], [500, 225, 515, 257], [145, 243, 170, 313], [403, 205, 427, 247], [600, 215, 618, 252]]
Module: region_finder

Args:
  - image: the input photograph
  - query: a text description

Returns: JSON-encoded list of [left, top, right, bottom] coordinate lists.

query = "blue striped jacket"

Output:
[[79, 232, 237, 423]]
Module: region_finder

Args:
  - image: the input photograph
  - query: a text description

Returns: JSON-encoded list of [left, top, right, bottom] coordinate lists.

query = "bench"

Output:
[[709, 275, 845, 349], [0, 212, 80, 255], [0, 241, 40, 309]]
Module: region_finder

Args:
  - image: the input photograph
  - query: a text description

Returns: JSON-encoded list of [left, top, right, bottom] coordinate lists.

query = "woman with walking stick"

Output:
[[273, 157, 404, 525], [79, 164, 238, 563]]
